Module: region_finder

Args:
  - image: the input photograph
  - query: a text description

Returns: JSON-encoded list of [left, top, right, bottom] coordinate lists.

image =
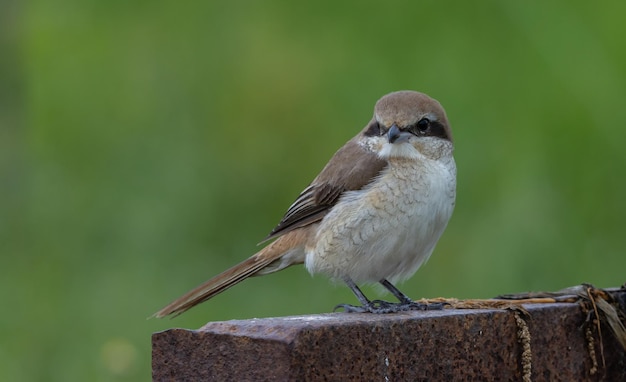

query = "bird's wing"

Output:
[[264, 138, 387, 241]]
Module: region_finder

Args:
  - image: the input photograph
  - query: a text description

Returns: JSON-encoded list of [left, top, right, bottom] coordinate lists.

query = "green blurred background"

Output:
[[2, 1, 625, 380]]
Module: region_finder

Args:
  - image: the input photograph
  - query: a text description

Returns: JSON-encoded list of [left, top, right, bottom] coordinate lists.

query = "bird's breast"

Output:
[[306, 156, 456, 283]]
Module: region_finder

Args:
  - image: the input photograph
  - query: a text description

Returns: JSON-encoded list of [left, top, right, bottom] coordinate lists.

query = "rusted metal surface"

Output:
[[153, 292, 626, 381]]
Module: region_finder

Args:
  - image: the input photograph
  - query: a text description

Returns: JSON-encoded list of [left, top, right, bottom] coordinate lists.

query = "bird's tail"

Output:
[[153, 232, 305, 318], [153, 255, 274, 318]]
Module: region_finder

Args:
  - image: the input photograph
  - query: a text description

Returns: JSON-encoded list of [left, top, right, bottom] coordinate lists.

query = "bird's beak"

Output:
[[387, 124, 408, 144]]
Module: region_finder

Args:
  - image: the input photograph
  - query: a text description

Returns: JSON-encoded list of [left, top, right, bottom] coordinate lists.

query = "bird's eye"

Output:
[[416, 118, 430, 132]]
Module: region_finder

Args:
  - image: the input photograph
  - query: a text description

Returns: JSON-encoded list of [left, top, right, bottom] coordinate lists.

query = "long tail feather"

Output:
[[153, 230, 308, 318], [153, 255, 274, 318]]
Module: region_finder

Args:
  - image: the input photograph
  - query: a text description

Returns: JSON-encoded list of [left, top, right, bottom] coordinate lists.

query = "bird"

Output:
[[154, 90, 456, 317]]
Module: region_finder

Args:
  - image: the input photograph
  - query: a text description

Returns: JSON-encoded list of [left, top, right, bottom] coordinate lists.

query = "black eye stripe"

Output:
[[365, 119, 449, 141], [403, 118, 449, 140], [427, 120, 449, 140], [364, 121, 384, 137]]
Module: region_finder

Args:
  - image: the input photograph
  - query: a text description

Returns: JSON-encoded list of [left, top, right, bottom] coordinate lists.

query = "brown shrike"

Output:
[[155, 90, 456, 317]]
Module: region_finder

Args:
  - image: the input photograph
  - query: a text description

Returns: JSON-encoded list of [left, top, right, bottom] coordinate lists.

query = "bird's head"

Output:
[[360, 91, 453, 161]]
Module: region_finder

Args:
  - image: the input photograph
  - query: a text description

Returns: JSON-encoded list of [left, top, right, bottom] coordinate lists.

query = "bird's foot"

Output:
[[406, 300, 448, 311], [334, 300, 401, 313], [334, 300, 447, 314]]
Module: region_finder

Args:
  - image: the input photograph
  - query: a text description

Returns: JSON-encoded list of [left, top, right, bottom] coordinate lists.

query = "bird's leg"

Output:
[[335, 277, 415, 313], [380, 278, 447, 311], [380, 279, 413, 304], [334, 277, 373, 313], [335, 277, 448, 313], [335, 277, 399, 313]]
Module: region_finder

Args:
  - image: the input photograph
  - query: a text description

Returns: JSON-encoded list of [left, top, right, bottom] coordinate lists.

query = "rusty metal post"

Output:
[[153, 296, 625, 381]]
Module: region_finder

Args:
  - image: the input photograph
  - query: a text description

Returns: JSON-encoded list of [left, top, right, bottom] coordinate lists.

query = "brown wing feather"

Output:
[[265, 137, 387, 241]]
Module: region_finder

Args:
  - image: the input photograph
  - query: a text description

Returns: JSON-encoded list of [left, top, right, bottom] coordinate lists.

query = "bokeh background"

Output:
[[2, 1, 625, 380]]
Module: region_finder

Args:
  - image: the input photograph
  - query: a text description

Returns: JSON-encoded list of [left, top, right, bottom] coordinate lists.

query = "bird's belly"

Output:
[[305, 162, 455, 283]]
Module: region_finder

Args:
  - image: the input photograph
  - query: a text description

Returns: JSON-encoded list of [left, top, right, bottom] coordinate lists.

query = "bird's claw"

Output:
[[334, 300, 447, 314]]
